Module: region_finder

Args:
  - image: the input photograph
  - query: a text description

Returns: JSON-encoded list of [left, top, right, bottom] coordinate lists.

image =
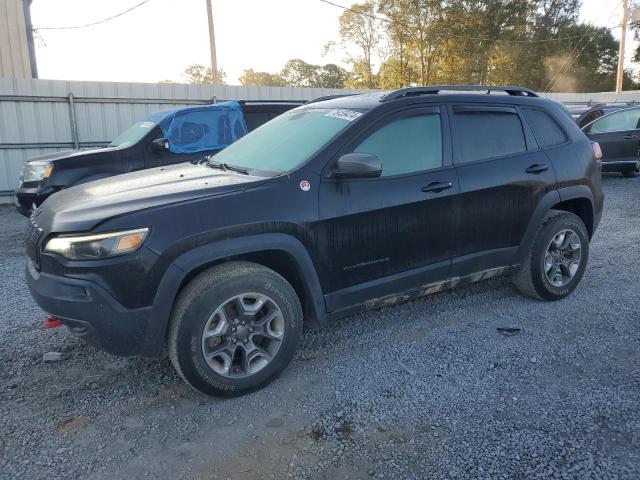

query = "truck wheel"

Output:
[[513, 210, 589, 301], [168, 262, 303, 397]]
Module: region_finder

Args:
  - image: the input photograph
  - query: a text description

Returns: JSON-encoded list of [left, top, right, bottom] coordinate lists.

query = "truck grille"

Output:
[[25, 214, 44, 268]]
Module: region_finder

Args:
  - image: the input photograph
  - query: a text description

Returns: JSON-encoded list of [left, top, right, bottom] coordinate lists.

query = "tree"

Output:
[[329, 0, 631, 92], [279, 59, 349, 88], [315, 64, 349, 88], [280, 59, 319, 87], [238, 69, 283, 86], [237, 61, 348, 89], [337, 2, 382, 88], [183, 64, 227, 85]]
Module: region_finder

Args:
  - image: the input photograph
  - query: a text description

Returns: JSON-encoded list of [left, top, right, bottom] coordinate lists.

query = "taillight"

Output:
[[591, 141, 603, 160]]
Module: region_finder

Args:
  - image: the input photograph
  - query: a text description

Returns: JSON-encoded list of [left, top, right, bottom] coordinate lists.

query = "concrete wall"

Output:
[[1, 76, 640, 203]]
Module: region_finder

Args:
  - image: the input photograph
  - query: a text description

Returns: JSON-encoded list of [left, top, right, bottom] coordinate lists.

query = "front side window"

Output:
[[454, 109, 527, 163], [589, 107, 640, 134], [353, 113, 442, 177], [211, 108, 362, 173]]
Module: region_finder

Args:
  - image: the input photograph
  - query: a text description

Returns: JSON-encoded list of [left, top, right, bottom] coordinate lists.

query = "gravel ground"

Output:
[[1, 175, 639, 480]]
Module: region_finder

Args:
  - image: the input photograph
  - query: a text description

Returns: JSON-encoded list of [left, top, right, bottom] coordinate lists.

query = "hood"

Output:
[[37, 162, 267, 233], [28, 147, 119, 164]]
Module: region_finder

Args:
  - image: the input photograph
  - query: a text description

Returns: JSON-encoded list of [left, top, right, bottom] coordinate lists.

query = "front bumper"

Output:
[[601, 159, 640, 173], [15, 184, 55, 217], [26, 258, 153, 356]]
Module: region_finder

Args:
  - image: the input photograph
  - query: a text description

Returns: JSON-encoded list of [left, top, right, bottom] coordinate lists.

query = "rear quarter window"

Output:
[[243, 112, 271, 131], [453, 109, 526, 163], [522, 108, 568, 148]]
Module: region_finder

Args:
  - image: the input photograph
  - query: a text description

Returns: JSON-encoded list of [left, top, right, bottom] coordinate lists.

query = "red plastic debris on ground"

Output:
[[44, 317, 64, 329]]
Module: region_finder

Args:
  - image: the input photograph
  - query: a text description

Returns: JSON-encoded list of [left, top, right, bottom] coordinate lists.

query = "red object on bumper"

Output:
[[44, 316, 64, 329]]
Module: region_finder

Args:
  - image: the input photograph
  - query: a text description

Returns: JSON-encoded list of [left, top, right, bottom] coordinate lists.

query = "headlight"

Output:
[[44, 228, 149, 260], [21, 162, 53, 182]]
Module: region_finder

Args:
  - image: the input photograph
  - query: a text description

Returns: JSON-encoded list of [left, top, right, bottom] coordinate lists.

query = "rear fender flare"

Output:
[[557, 184, 595, 206], [514, 186, 595, 263], [514, 190, 561, 263]]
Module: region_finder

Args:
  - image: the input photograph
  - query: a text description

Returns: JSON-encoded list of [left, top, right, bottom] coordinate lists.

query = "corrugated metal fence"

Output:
[[0, 77, 367, 200], [2, 77, 640, 202]]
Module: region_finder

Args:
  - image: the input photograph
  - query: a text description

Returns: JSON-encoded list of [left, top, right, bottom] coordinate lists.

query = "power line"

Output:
[[318, 0, 610, 44], [34, 0, 154, 31], [542, 1, 614, 92], [542, 32, 592, 92], [545, 30, 603, 93]]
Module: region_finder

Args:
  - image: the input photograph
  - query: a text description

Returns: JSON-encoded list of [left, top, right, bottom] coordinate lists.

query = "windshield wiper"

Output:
[[207, 160, 249, 175]]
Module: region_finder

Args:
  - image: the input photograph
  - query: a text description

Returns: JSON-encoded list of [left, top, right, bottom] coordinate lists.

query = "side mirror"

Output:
[[332, 153, 382, 179], [150, 137, 170, 153]]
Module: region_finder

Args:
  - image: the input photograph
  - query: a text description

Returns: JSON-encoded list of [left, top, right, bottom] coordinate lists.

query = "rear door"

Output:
[[316, 106, 460, 310], [449, 104, 556, 276], [584, 107, 640, 163]]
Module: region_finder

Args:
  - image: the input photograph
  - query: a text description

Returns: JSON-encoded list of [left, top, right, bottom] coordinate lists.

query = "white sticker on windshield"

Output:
[[139, 121, 155, 128], [324, 109, 363, 122]]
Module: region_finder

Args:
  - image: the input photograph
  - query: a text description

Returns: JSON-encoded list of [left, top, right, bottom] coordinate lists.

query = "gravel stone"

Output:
[[42, 351, 68, 362], [0, 175, 639, 479]]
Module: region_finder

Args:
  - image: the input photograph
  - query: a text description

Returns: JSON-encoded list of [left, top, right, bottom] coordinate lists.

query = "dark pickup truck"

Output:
[[14, 101, 301, 216]]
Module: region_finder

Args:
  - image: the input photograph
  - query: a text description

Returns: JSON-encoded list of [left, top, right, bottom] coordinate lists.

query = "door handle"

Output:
[[623, 134, 639, 139], [525, 164, 549, 174], [421, 181, 453, 193]]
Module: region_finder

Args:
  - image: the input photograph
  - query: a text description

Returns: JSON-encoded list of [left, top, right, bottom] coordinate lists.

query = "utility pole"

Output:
[[616, 0, 629, 94], [206, 0, 219, 85]]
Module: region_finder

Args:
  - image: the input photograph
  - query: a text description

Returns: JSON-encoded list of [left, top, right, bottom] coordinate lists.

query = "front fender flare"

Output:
[[140, 233, 326, 356]]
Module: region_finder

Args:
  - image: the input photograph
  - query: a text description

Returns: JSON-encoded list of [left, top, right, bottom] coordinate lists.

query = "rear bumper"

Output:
[[26, 259, 154, 356], [601, 159, 640, 173]]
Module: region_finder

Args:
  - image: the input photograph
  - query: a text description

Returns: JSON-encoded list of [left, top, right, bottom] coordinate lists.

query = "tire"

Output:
[[513, 210, 589, 301], [168, 261, 303, 397], [622, 170, 637, 178]]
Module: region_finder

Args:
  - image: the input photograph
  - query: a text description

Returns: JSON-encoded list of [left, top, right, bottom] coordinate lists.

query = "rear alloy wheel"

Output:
[[168, 262, 302, 397], [513, 210, 589, 301], [543, 229, 582, 288]]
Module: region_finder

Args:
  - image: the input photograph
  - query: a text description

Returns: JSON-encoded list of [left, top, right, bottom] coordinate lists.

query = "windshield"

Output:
[[210, 108, 363, 173], [108, 120, 156, 148]]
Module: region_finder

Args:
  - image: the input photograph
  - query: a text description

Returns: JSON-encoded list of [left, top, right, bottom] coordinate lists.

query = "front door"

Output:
[[584, 107, 640, 163], [315, 106, 460, 311]]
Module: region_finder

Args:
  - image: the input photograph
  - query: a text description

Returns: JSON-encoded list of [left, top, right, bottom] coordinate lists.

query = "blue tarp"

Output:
[[144, 101, 248, 154]]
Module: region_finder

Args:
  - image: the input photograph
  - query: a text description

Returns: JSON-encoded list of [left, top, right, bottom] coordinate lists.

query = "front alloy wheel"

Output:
[[202, 293, 285, 377], [168, 262, 303, 397]]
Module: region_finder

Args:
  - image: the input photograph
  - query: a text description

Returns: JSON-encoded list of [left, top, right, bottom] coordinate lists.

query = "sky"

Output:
[[30, 0, 630, 86]]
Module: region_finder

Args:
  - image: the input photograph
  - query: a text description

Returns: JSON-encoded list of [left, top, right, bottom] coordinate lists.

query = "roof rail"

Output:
[[305, 94, 357, 105], [380, 85, 539, 102], [236, 99, 305, 104]]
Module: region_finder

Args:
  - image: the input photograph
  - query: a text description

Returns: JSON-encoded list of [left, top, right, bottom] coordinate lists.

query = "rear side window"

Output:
[[243, 112, 271, 131], [522, 108, 568, 148], [353, 113, 442, 177], [453, 109, 526, 163]]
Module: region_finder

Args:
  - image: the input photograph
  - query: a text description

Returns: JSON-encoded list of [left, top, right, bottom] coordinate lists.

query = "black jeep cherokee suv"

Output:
[[26, 86, 604, 397]]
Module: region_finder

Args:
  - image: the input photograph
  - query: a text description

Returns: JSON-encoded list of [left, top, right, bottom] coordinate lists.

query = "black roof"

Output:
[[305, 85, 554, 111]]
